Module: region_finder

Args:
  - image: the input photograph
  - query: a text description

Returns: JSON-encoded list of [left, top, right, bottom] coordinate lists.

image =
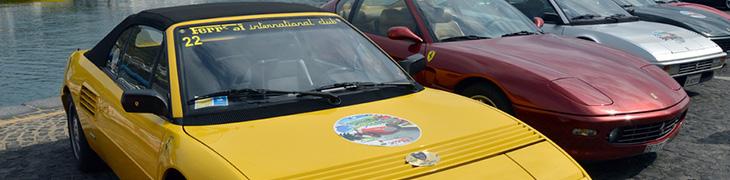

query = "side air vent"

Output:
[[78, 87, 98, 116]]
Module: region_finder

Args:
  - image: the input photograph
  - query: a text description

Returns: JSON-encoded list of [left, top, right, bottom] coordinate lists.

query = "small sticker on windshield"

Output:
[[680, 11, 706, 19], [194, 96, 229, 109]]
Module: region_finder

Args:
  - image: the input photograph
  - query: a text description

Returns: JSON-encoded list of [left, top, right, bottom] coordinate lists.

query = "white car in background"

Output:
[[509, 0, 727, 86]]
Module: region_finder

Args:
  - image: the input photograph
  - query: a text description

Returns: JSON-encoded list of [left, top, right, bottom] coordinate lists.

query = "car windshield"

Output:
[[555, 0, 633, 21], [414, 0, 540, 41], [613, 0, 657, 7], [175, 17, 411, 110]]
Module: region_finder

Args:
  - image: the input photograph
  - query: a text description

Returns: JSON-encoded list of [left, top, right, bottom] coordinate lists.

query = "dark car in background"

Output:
[[667, 0, 730, 9]]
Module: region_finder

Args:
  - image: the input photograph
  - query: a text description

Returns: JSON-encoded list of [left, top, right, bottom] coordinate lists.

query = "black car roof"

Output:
[[85, 2, 326, 66], [139, 2, 325, 28]]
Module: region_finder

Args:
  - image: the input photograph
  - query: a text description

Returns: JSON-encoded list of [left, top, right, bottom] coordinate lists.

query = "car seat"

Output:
[[378, 8, 418, 35], [253, 59, 314, 92], [511, 0, 546, 19], [428, 8, 464, 40]]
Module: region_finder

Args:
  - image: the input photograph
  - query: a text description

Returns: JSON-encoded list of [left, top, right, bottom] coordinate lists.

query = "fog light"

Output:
[[608, 128, 621, 143], [572, 128, 597, 136]]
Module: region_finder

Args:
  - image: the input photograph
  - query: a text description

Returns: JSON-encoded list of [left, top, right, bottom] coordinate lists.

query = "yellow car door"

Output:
[[95, 25, 169, 180]]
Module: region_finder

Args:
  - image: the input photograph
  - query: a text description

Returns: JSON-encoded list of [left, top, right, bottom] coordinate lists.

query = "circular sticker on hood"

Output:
[[652, 31, 685, 43], [680, 11, 706, 19], [334, 114, 421, 147]]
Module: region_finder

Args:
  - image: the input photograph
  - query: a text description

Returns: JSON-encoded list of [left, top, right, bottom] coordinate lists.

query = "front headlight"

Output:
[[642, 65, 682, 91], [549, 78, 613, 106]]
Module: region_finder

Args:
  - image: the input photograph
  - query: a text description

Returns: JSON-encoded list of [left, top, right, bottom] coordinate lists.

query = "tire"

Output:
[[726, 0, 730, 10], [460, 83, 514, 115], [66, 102, 105, 172]]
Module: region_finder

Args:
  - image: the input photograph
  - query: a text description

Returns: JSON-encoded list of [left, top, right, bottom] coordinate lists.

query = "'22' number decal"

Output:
[[183, 36, 203, 47]]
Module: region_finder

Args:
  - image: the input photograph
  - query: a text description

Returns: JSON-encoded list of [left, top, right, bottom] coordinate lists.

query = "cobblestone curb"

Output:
[[0, 97, 61, 120]]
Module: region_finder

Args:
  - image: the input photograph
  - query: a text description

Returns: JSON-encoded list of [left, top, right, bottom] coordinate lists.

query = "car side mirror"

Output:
[[533, 17, 545, 28], [543, 13, 563, 24], [121, 89, 168, 116], [387, 26, 424, 43], [399, 54, 427, 75], [625, 8, 636, 15]]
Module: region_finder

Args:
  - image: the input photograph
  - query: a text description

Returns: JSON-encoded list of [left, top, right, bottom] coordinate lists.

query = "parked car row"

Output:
[[60, 1, 728, 179]]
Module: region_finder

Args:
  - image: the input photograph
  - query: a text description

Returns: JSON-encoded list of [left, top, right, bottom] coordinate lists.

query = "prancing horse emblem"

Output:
[[405, 151, 440, 167]]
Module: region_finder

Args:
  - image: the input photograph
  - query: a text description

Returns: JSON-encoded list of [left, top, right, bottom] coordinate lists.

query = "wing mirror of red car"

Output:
[[121, 89, 169, 117], [533, 17, 545, 29], [387, 26, 423, 43], [399, 54, 427, 75]]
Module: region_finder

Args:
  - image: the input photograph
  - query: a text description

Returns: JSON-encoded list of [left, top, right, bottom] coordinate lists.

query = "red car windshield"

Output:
[[415, 0, 540, 40]]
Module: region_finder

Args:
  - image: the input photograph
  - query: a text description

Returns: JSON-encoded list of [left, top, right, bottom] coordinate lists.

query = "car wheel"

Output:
[[460, 83, 514, 115], [66, 102, 104, 172], [726, 0, 730, 9]]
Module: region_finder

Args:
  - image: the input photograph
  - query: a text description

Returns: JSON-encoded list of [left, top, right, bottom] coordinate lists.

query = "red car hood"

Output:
[[446, 34, 686, 115], [671, 2, 730, 20]]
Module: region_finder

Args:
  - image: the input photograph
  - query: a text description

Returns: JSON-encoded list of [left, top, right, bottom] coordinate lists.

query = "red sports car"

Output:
[[324, 0, 689, 160]]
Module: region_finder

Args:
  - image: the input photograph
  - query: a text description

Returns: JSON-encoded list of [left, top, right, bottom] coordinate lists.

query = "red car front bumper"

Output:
[[514, 97, 690, 161]]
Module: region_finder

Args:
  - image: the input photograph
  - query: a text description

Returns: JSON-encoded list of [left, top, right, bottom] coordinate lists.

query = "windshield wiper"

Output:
[[570, 14, 602, 20], [501, 31, 537, 37], [604, 14, 628, 22], [188, 88, 341, 106], [313, 82, 417, 93], [441, 35, 491, 42], [619, 4, 634, 8]]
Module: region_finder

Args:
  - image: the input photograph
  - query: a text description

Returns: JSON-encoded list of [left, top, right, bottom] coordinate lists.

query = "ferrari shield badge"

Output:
[[405, 151, 440, 167], [334, 114, 421, 147], [679, 11, 706, 19], [652, 31, 685, 43]]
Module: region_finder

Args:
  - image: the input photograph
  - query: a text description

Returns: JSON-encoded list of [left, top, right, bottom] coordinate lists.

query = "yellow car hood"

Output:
[[184, 89, 587, 179]]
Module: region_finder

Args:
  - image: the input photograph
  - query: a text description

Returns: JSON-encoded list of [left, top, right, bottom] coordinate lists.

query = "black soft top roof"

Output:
[[85, 2, 326, 66]]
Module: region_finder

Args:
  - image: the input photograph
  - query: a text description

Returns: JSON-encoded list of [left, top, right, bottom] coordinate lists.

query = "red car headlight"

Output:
[[642, 65, 682, 91], [549, 78, 613, 106]]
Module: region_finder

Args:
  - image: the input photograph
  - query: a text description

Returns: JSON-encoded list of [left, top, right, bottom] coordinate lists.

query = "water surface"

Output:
[[0, 0, 327, 106]]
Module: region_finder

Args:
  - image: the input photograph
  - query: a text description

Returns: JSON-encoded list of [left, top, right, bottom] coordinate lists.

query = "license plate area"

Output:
[[644, 139, 668, 153], [684, 74, 702, 86]]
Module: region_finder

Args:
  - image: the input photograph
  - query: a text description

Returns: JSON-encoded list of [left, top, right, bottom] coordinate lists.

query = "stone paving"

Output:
[[0, 70, 728, 179]]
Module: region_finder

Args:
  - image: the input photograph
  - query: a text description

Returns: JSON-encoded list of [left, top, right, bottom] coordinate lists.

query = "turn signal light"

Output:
[[662, 64, 679, 75], [713, 57, 726, 67], [572, 128, 597, 136]]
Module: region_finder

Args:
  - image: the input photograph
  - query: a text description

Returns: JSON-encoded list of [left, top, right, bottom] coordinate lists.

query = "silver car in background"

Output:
[[509, 0, 727, 86]]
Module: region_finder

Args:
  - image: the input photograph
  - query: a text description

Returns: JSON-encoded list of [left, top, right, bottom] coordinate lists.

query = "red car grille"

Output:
[[678, 60, 715, 75], [609, 113, 684, 144]]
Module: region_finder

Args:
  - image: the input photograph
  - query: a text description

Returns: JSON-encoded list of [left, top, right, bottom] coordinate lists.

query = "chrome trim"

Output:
[[709, 36, 730, 40], [654, 52, 726, 66], [669, 66, 723, 77]]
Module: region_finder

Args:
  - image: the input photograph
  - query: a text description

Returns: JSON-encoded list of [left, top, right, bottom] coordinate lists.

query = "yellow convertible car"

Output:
[[60, 2, 589, 180]]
